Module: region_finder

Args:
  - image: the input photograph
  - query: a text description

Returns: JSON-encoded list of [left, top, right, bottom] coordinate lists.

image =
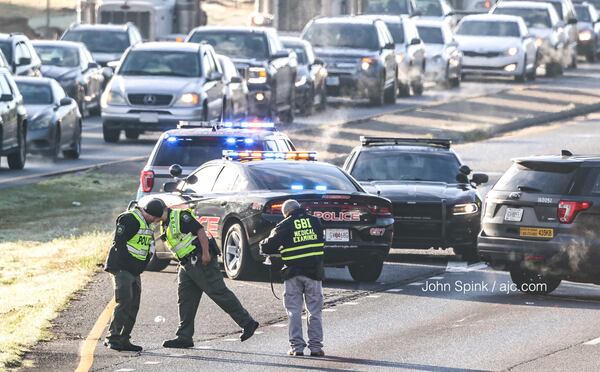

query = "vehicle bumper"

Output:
[[325, 70, 380, 98], [246, 86, 272, 117], [101, 105, 205, 132], [26, 126, 54, 153], [577, 40, 595, 55], [462, 55, 523, 77], [392, 214, 480, 249]]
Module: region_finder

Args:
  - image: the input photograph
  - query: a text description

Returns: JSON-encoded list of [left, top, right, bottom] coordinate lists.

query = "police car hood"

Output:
[[360, 181, 468, 202]]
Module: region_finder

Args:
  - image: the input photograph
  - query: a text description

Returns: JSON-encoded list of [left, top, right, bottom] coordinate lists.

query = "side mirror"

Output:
[[208, 71, 223, 81], [17, 57, 31, 66], [87, 62, 100, 69], [163, 182, 178, 192], [471, 173, 489, 185], [384, 42, 395, 49], [0, 93, 12, 102], [270, 50, 290, 61], [169, 164, 183, 178], [568, 18, 578, 25], [459, 165, 472, 175], [102, 67, 114, 79], [185, 174, 198, 185], [456, 173, 469, 184], [230, 75, 243, 84], [106, 60, 120, 70], [410, 38, 421, 46], [59, 97, 73, 106]]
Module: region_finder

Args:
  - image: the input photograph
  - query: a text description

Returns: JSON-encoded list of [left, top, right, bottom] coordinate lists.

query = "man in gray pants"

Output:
[[260, 199, 326, 357]]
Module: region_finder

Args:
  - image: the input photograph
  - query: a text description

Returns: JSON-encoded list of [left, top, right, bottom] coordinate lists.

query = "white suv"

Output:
[[0, 33, 42, 76]]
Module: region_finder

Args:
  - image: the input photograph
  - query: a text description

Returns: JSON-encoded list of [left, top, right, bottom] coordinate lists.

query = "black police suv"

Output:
[[343, 137, 489, 260], [0, 68, 27, 170], [186, 26, 297, 124], [479, 152, 600, 294], [140, 151, 394, 282], [301, 16, 398, 106]]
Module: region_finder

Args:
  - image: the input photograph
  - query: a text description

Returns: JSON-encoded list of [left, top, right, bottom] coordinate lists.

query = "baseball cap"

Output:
[[144, 198, 166, 218]]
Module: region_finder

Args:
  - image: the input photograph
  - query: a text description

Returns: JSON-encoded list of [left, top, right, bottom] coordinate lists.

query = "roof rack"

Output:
[[178, 120, 276, 131], [223, 150, 317, 162], [360, 137, 452, 148]]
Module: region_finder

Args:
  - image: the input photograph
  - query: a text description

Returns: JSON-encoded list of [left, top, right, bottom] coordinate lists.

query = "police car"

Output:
[[140, 150, 394, 282], [137, 121, 296, 200], [343, 137, 489, 260]]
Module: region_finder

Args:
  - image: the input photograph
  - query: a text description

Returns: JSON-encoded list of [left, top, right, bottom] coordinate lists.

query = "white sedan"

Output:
[[455, 14, 538, 82]]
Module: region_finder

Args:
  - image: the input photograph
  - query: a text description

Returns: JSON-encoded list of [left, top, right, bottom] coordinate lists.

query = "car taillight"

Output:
[[140, 170, 154, 193], [368, 204, 392, 216], [557, 200, 591, 224], [265, 201, 283, 214]]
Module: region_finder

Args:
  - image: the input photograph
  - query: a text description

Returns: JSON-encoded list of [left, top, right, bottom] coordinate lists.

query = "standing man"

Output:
[[103, 198, 166, 352], [160, 207, 259, 348], [260, 199, 326, 357]]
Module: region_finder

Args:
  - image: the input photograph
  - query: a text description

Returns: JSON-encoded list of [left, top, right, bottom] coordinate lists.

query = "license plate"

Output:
[[326, 76, 340, 86], [139, 112, 159, 123], [520, 227, 554, 238], [325, 229, 349, 242], [504, 208, 524, 222]]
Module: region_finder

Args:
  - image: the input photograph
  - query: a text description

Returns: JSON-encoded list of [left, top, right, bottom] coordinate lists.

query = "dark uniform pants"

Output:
[[107, 270, 141, 344], [176, 257, 254, 342]]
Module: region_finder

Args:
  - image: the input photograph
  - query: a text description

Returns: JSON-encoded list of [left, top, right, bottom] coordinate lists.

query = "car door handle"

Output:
[[220, 201, 227, 206]]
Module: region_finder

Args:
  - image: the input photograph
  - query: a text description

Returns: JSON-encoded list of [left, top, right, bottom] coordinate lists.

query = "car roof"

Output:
[[312, 16, 381, 25], [461, 14, 523, 22], [280, 36, 310, 47], [69, 23, 130, 31], [161, 128, 287, 139], [190, 26, 273, 34], [32, 40, 84, 49], [496, 1, 553, 9], [354, 14, 408, 24], [513, 154, 600, 165], [14, 76, 54, 85], [132, 42, 202, 52], [414, 18, 445, 27], [356, 144, 455, 153]]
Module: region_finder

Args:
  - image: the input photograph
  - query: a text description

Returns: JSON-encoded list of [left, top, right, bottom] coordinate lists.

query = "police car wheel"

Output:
[[223, 223, 258, 280], [509, 268, 561, 295], [348, 259, 384, 283]]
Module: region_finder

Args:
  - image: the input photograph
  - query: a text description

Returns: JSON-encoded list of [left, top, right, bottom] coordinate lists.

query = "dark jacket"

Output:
[[260, 209, 325, 281], [104, 209, 152, 276]]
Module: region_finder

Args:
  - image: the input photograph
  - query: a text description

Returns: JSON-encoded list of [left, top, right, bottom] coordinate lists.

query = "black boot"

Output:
[[163, 338, 194, 349], [240, 320, 259, 342]]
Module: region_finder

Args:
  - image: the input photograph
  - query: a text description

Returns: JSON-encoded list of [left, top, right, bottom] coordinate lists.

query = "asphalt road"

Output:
[[22, 116, 600, 371]]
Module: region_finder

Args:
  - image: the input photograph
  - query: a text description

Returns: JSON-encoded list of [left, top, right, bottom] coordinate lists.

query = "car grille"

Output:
[[392, 202, 443, 241], [392, 202, 442, 220], [463, 51, 502, 58], [128, 94, 173, 106]]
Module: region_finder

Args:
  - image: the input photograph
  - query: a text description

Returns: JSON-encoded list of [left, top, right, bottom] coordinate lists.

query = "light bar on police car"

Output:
[[177, 120, 276, 130], [222, 150, 317, 161]]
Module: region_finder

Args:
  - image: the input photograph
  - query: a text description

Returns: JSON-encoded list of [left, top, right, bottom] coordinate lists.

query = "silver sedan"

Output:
[[416, 19, 462, 87]]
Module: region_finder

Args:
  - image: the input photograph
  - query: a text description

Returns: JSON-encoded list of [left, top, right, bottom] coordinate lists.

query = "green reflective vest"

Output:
[[162, 209, 197, 260], [281, 217, 324, 262], [122, 208, 153, 261]]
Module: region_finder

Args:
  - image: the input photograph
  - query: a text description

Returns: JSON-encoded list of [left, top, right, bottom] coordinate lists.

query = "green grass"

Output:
[[0, 171, 138, 369]]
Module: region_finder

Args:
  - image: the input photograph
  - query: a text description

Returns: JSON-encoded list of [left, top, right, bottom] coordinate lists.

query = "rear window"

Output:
[[0, 41, 12, 62], [153, 136, 265, 167], [494, 162, 577, 194], [188, 31, 269, 60], [303, 23, 379, 51], [249, 162, 359, 192]]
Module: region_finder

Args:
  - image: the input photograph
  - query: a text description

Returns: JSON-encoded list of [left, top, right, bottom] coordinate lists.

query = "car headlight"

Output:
[[175, 92, 200, 106], [580, 30, 593, 41], [395, 53, 405, 64], [535, 38, 544, 48], [453, 203, 479, 216], [248, 67, 267, 84], [29, 111, 53, 129], [101, 91, 126, 107], [295, 75, 307, 87], [360, 57, 375, 71], [507, 47, 518, 56]]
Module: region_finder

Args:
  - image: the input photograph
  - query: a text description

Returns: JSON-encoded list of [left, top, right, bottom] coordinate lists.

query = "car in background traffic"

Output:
[[301, 16, 398, 106], [15, 77, 82, 160], [358, 15, 426, 97], [280, 36, 328, 115], [416, 19, 462, 87], [574, 2, 600, 61], [479, 152, 600, 294], [455, 14, 538, 82], [343, 137, 488, 261], [361, 0, 419, 16], [186, 26, 296, 124], [0, 68, 27, 170], [0, 33, 42, 76], [101, 42, 226, 143], [415, 0, 460, 27], [141, 150, 394, 281], [216, 54, 249, 121], [61, 23, 143, 67], [32, 41, 104, 117], [492, 1, 566, 76]]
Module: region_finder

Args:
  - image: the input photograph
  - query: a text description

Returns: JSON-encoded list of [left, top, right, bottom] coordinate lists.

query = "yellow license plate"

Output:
[[520, 227, 554, 238]]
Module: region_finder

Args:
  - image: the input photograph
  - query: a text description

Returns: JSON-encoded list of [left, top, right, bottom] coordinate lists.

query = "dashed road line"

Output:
[[408, 282, 424, 286], [583, 336, 600, 345]]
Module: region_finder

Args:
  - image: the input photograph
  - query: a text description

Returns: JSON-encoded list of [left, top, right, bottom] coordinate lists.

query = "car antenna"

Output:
[[561, 150, 573, 157]]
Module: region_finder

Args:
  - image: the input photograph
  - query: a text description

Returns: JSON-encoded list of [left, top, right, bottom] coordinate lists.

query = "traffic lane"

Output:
[[100, 266, 600, 372]]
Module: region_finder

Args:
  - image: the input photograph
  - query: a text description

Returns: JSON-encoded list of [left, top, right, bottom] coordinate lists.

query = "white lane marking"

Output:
[[468, 262, 489, 271], [385, 288, 403, 292], [115, 369, 136, 372], [583, 337, 600, 345], [255, 331, 264, 335], [224, 338, 238, 342], [323, 308, 337, 312], [408, 282, 424, 286], [168, 353, 185, 357], [194, 346, 214, 350], [430, 276, 444, 280], [342, 301, 359, 305], [144, 361, 161, 365], [446, 262, 468, 272], [366, 294, 382, 298], [272, 323, 287, 328]]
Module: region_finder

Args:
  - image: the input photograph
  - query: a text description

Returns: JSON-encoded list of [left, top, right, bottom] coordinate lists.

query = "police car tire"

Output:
[[146, 254, 171, 272], [348, 259, 383, 283], [509, 268, 561, 295], [223, 223, 258, 280]]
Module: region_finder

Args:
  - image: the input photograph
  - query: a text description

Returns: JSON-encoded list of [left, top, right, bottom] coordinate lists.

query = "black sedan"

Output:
[[281, 36, 328, 115], [217, 54, 249, 121], [32, 40, 104, 117], [15, 77, 82, 159], [140, 152, 394, 282]]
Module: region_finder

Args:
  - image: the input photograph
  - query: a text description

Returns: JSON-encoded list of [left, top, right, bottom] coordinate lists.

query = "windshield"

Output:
[[283, 44, 308, 64], [417, 26, 444, 44], [188, 31, 269, 60], [351, 151, 461, 183], [494, 162, 576, 194], [575, 6, 592, 22], [250, 162, 359, 192], [304, 23, 379, 50], [386, 22, 405, 44], [62, 30, 129, 54], [154, 136, 266, 167], [364, 0, 411, 14], [457, 20, 521, 37], [16, 82, 53, 105], [120, 51, 201, 77], [0, 41, 12, 62], [494, 8, 552, 28], [416, 0, 445, 16], [34, 45, 80, 67]]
